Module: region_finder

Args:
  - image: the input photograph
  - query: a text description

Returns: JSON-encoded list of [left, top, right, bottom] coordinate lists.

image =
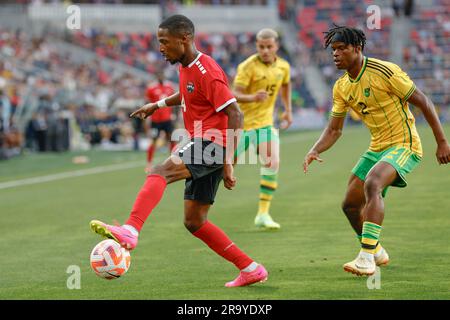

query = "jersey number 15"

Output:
[[266, 84, 276, 97]]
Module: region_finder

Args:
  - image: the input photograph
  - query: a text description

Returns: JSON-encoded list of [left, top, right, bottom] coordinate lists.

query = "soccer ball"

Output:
[[90, 239, 131, 280]]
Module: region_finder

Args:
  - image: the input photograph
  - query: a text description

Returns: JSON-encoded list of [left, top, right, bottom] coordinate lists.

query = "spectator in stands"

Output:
[[26, 111, 47, 152], [0, 88, 12, 133], [404, 0, 414, 17], [392, 0, 403, 17]]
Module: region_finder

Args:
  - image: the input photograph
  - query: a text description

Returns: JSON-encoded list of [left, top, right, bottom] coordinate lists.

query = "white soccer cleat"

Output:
[[343, 251, 376, 276], [254, 213, 280, 230], [374, 246, 390, 266]]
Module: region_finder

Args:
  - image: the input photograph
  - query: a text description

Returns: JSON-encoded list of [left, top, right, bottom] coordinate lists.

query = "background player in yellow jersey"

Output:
[[303, 26, 450, 276], [233, 28, 292, 229]]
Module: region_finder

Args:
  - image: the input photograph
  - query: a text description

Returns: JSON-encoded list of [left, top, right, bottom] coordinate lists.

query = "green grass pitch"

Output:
[[1, 124, 449, 299]]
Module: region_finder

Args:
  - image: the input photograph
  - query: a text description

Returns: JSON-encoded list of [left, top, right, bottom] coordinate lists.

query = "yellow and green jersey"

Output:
[[332, 56, 422, 156], [234, 54, 290, 131]]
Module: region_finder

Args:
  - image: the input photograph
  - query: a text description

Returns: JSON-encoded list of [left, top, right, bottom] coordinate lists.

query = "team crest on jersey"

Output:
[[364, 87, 370, 97], [187, 82, 195, 93]]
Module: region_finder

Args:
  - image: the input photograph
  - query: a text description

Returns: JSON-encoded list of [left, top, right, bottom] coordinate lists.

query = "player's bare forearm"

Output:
[[408, 88, 450, 164], [130, 92, 181, 119], [163, 91, 181, 106], [408, 89, 448, 145], [224, 102, 243, 164], [225, 102, 243, 130], [232, 92, 249, 103], [232, 87, 253, 103], [303, 116, 344, 173], [280, 82, 293, 129], [309, 116, 344, 154], [233, 85, 267, 103], [222, 102, 243, 189]]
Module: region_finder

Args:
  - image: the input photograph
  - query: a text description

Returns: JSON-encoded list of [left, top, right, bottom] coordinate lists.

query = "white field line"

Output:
[[0, 130, 330, 190], [0, 161, 144, 190]]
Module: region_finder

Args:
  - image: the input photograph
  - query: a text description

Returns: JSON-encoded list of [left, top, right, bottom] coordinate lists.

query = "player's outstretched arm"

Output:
[[407, 88, 450, 164], [130, 92, 181, 119], [303, 116, 345, 173]]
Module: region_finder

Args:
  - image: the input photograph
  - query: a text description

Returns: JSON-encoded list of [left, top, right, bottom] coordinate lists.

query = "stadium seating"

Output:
[[0, 27, 143, 153], [1, 25, 315, 155], [0, 1, 448, 159], [404, 0, 449, 114], [295, 0, 392, 86]]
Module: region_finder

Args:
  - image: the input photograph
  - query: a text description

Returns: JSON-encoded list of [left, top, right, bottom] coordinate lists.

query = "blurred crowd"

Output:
[[13, 0, 273, 5], [1, 0, 448, 160], [65, 29, 313, 109], [1, 25, 313, 159], [288, 0, 448, 122], [0, 27, 144, 159], [293, 0, 392, 87], [403, 0, 449, 116]]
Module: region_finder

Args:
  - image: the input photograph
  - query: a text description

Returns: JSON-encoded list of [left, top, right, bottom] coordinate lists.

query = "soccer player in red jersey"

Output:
[[145, 72, 177, 172], [90, 15, 268, 287]]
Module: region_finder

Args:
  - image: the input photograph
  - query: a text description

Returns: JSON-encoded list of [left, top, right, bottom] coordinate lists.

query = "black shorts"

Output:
[[178, 138, 225, 204], [151, 121, 173, 139]]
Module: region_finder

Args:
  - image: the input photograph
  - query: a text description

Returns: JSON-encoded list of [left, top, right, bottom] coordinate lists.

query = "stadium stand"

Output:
[[288, 0, 448, 123], [404, 0, 449, 120], [11, 1, 271, 4], [294, 0, 393, 86], [0, 0, 448, 159], [65, 28, 314, 108], [1, 25, 312, 156], [0, 27, 141, 155]]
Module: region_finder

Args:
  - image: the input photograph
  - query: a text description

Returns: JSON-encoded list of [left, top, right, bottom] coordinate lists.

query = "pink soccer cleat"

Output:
[[225, 264, 268, 287], [90, 220, 138, 251]]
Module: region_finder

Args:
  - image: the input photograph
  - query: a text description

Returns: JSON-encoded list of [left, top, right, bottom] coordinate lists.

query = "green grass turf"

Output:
[[0, 124, 449, 299]]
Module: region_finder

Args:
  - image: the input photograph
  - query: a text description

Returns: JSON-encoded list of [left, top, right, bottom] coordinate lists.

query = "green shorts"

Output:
[[352, 146, 421, 197], [235, 125, 279, 157]]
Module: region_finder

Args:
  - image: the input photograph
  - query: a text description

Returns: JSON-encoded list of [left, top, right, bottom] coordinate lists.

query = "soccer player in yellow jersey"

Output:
[[233, 28, 293, 229], [303, 26, 450, 276]]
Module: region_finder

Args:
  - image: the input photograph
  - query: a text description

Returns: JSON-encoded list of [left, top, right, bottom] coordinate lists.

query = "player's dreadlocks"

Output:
[[324, 25, 366, 51], [159, 14, 195, 37]]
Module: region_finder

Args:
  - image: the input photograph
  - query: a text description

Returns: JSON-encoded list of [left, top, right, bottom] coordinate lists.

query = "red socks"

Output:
[[125, 175, 253, 271], [193, 221, 253, 270], [147, 144, 156, 163], [147, 142, 177, 163], [125, 174, 167, 232]]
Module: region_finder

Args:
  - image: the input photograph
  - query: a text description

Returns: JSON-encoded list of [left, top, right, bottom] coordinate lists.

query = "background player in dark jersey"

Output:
[[90, 15, 268, 287], [145, 71, 177, 172]]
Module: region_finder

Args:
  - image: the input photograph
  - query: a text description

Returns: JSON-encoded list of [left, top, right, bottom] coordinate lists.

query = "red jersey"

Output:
[[146, 81, 175, 123], [179, 53, 236, 147]]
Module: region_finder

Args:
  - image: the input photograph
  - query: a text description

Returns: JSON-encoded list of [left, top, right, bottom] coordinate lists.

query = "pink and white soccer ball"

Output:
[[90, 239, 131, 280]]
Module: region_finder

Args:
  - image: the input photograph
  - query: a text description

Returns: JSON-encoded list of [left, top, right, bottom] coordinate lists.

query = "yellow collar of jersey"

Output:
[[347, 56, 368, 83], [256, 55, 278, 67]]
